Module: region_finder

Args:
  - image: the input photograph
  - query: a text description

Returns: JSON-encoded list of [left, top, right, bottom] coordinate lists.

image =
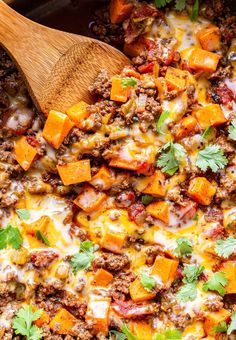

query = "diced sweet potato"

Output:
[[195, 104, 227, 128], [130, 320, 153, 340], [182, 321, 205, 339], [42, 110, 74, 149], [146, 201, 169, 224], [50, 308, 78, 335], [110, 0, 133, 24], [74, 185, 107, 213], [174, 115, 198, 140], [34, 310, 50, 327], [151, 256, 179, 285], [165, 67, 187, 91], [66, 101, 89, 128], [86, 298, 110, 334], [204, 309, 231, 336], [109, 158, 140, 171], [15, 136, 37, 171], [130, 278, 156, 302], [197, 26, 221, 52], [57, 160, 91, 186], [110, 76, 130, 102], [27, 235, 47, 249], [142, 170, 166, 197], [101, 231, 126, 254], [187, 177, 216, 205], [189, 48, 220, 72], [74, 211, 89, 228], [221, 261, 236, 294], [23, 215, 51, 236], [93, 269, 113, 287], [89, 165, 114, 190]]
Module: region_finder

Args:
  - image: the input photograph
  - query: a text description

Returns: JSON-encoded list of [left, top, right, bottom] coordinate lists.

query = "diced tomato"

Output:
[[138, 62, 155, 73], [128, 202, 146, 225], [132, 4, 159, 19], [112, 300, 155, 318], [215, 83, 235, 109], [26, 135, 40, 148], [161, 48, 175, 65]]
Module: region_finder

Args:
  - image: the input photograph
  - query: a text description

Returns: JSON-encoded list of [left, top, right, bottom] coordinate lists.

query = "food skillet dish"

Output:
[[0, 0, 236, 339]]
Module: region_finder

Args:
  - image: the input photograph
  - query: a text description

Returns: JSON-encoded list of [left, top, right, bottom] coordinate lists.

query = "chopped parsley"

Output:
[[16, 209, 30, 220], [156, 110, 170, 134], [157, 141, 186, 176], [211, 321, 228, 335], [203, 272, 228, 296], [154, 0, 199, 20], [176, 264, 204, 302], [229, 119, 236, 141], [109, 330, 126, 340], [173, 237, 193, 257], [120, 324, 137, 340], [36, 230, 50, 246], [121, 77, 137, 88], [140, 273, 156, 291], [215, 237, 236, 258], [202, 126, 213, 139], [153, 328, 182, 339], [190, 0, 199, 21], [228, 311, 236, 335], [70, 240, 95, 274], [141, 194, 155, 205], [0, 224, 23, 250], [196, 145, 228, 172]]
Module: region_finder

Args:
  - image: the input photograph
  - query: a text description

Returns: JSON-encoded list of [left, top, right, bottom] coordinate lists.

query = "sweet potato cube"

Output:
[[34, 310, 50, 327], [182, 321, 205, 339], [74, 185, 107, 213], [142, 170, 166, 197], [197, 26, 221, 52], [195, 104, 227, 128], [151, 256, 179, 285], [74, 211, 89, 228], [43, 110, 74, 149], [50, 308, 78, 335], [93, 269, 113, 287], [130, 321, 153, 340], [86, 298, 110, 334], [110, 0, 133, 24], [15, 136, 37, 171], [66, 101, 89, 128], [189, 48, 220, 72], [146, 201, 169, 224], [204, 309, 231, 336], [101, 231, 126, 254], [57, 160, 91, 186], [165, 67, 186, 91], [109, 158, 139, 171], [110, 76, 129, 102], [221, 261, 236, 294], [130, 278, 156, 302], [23, 215, 51, 236], [188, 177, 216, 205], [174, 115, 197, 140], [90, 165, 114, 190]]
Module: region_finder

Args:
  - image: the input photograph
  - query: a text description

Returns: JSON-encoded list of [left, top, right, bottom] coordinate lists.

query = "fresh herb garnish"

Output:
[[202, 126, 212, 139], [36, 230, 50, 246], [0, 224, 23, 250], [191, 0, 199, 21], [176, 264, 204, 302], [157, 142, 186, 176], [121, 77, 137, 88], [203, 272, 228, 296], [227, 311, 236, 335], [156, 110, 169, 135], [154, 0, 199, 20], [153, 328, 182, 339], [196, 145, 228, 172], [109, 330, 126, 340], [229, 119, 236, 141], [140, 273, 156, 291], [16, 209, 30, 220], [70, 240, 95, 274], [141, 195, 154, 205], [121, 324, 137, 340], [13, 304, 43, 340], [173, 237, 193, 257], [215, 237, 236, 259], [211, 321, 228, 335]]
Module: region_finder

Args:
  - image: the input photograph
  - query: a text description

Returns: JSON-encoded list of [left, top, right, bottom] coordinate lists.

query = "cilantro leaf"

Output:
[[202, 126, 213, 139], [191, 0, 199, 21], [154, 0, 172, 8], [153, 328, 182, 339], [16, 209, 30, 220], [70, 240, 95, 274], [109, 330, 126, 340], [183, 264, 204, 283], [173, 237, 193, 257], [215, 237, 236, 259], [140, 273, 156, 291], [121, 324, 137, 340], [36, 231, 50, 246], [227, 311, 236, 335], [203, 272, 228, 296], [121, 77, 137, 88], [229, 119, 236, 141], [141, 195, 154, 205], [13, 304, 43, 340], [156, 110, 169, 134], [0, 224, 23, 250], [175, 0, 186, 11], [157, 142, 186, 176], [211, 321, 228, 334], [196, 145, 228, 172], [176, 282, 198, 302]]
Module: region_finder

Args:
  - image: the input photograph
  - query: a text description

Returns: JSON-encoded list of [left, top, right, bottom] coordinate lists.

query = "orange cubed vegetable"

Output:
[[142, 170, 166, 197], [23, 215, 51, 236], [109, 158, 139, 171], [74, 211, 89, 228], [74, 184, 107, 213], [187, 177, 216, 205], [66, 101, 89, 128], [197, 26, 221, 52], [174, 115, 198, 140], [110, 0, 133, 24], [42, 110, 74, 149], [101, 231, 126, 254], [221, 261, 236, 294], [151, 256, 179, 285], [195, 104, 227, 128], [93, 269, 113, 287], [34, 310, 50, 327], [14, 136, 37, 171], [110, 76, 130, 102], [165, 67, 186, 91], [130, 278, 156, 302], [146, 201, 169, 224], [50, 308, 78, 335], [57, 160, 91, 186], [204, 309, 231, 336], [90, 165, 114, 190], [122, 66, 141, 79], [130, 321, 153, 340], [189, 48, 220, 72], [86, 298, 110, 334], [182, 321, 205, 339]]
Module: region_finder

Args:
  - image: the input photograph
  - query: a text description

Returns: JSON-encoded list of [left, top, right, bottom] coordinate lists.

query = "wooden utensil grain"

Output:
[[0, 1, 130, 113]]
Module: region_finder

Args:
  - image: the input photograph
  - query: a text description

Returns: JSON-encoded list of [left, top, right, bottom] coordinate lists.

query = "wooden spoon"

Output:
[[0, 1, 130, 113]]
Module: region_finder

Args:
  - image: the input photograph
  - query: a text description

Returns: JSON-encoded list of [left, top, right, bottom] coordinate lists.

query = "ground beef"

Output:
[[30, 250, 59, 268], [70, 320, 93, 340], [145, 245, 162, 265], [115, 190, 136, 208], [204, 295, 224, 311], [93, 253, 130, 272], [216, 135, 235, 154], [204, 206, 223, 223], [88, 69, 111, 99], [220, 172, 236, 194], [110, 271, 136, 300]]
